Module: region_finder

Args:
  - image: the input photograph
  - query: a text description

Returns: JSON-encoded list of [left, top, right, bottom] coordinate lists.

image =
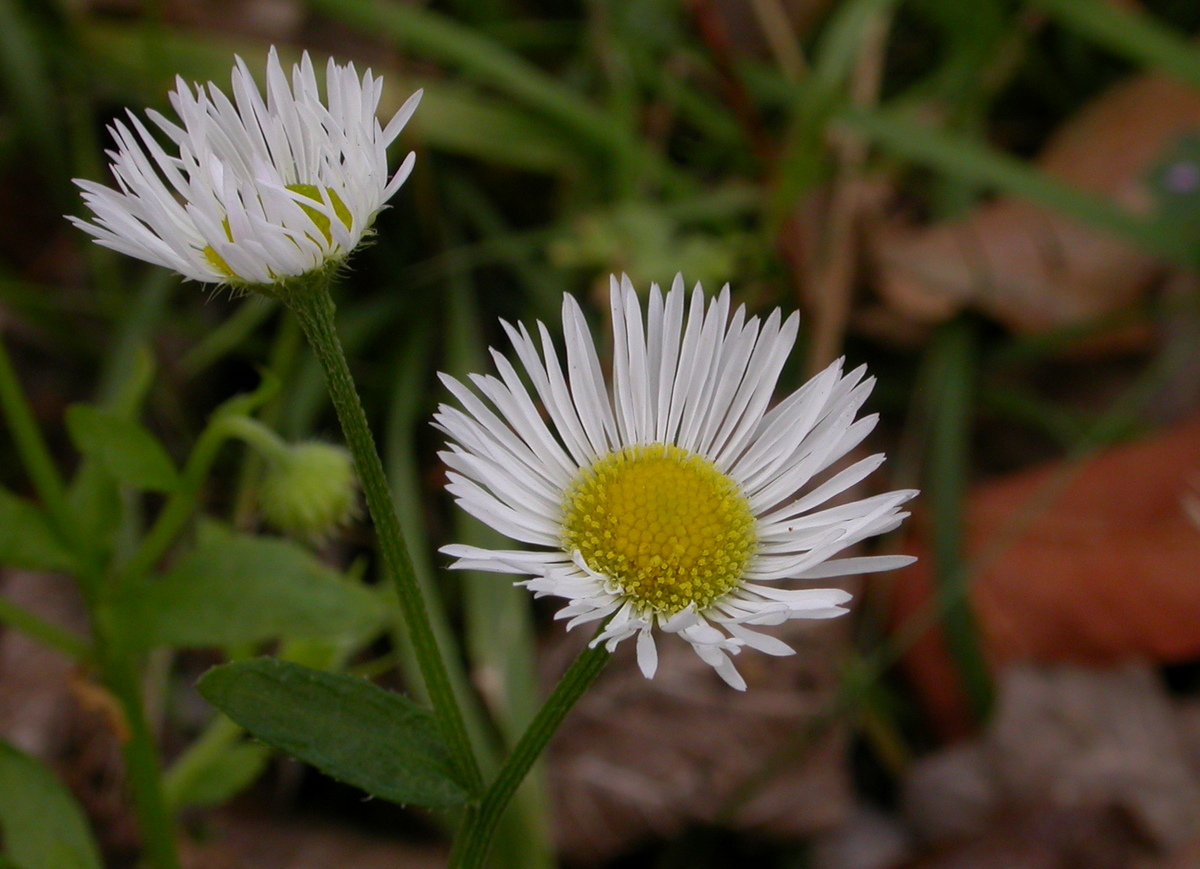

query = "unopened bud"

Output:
[[260, 442, 358, 542]]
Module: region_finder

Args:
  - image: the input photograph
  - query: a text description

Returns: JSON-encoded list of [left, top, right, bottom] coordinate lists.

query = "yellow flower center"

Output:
[[561, 443, 757, 616], [287, 183, 354, 243], [202, 185, 353, 279]]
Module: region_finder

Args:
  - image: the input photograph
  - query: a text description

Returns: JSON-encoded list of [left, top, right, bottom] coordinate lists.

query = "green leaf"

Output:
[[0, 489, 78, 572], [133, 529, 384, 648], [169, 740, 271, 809], [0, 739, 102, 869], [198, 658, 471, 808], [412, 79, 580, 173], [65, 461, 120, 564], [65, 405, 179, 492]]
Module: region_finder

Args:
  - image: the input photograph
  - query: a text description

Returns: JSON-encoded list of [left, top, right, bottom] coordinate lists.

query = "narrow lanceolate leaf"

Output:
[[0, 740, 103, 869], [198, 659, 471, 808], [65, 404, 179, 492], [0, 489, 78, 572], [132, 529, 384, 649]]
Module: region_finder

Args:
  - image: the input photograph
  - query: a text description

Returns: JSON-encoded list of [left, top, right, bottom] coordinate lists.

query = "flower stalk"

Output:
[[281, 273, 483, 794], [448, 642, 611, 869], [97, 639, 181, 869]]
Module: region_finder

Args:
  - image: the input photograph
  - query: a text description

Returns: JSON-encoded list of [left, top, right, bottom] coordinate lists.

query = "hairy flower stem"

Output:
[[448, 643, 611, 869], [282, 276, 483, 794]]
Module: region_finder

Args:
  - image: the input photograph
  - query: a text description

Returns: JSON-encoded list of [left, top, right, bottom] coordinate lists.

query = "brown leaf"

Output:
[[901, 664, 1200, 869], [890, 416, 1200, 735], [545, 618, 853, 864], [870, 73, 1200, 334], [181, 810, 447, 869], [810, 805, 914, 869]]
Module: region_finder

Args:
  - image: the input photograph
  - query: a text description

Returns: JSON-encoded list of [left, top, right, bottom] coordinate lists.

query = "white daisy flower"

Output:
[[437, 275, 917, 690], [69, 47, 421, 287]]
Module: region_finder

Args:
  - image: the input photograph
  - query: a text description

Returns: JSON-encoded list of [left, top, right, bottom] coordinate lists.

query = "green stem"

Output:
[[448, 642, 611, 869], [219, 415, 291, 464], [121, 380, 278, 582], [281, 277, 483, 794], [98, 636, 180, 869], [0, 336, 70, 531], [0, 593, 91, 661]]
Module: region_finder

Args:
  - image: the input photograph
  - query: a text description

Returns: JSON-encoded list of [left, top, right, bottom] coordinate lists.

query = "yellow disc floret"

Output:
[[561, 443, 757, 615], [286, 183, 353, 244], [202, 184, 353, 280]]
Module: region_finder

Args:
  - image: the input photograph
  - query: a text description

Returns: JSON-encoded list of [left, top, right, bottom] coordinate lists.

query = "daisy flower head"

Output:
[[69, 47, 421, 289], [437, 276, 917, 690]]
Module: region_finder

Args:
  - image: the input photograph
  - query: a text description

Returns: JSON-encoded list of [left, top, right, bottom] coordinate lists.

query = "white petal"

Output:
[[636, 628, 659, 678], [430, 277, 916, 688], [71, 51, 420, 285]]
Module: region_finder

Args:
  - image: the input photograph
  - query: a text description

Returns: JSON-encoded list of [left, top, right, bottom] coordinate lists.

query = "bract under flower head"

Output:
[[69, 47, 421, 287], [436, 275, 918, 690]]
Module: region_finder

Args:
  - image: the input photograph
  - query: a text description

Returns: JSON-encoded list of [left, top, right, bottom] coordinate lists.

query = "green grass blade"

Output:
[[770, 0, 899, 222], [305, 0, 687, 190], [1030, 0, 1200, 90], [841, 106, 1199, 266], [921, 318, 993, 722], [0, 0, 68, 192], [382, 318, 497, 766], [441, 227, 553, 869]]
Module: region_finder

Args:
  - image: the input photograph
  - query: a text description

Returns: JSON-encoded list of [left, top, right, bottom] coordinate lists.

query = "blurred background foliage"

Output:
[[3, 0, 1200, 866]]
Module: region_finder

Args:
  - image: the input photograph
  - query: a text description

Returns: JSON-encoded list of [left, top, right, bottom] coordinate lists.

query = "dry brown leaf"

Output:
[[870, 73, 1200, 334], [545, 617, 853, 864], [810, 805, 914, 869], [181, 810, 446, 869], [902, 742, 1000, 846], [902, 663, 1200, 869], [890, 416, 1200, 735]]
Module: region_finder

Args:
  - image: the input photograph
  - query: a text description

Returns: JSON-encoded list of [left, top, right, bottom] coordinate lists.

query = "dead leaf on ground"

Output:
[[902, 663, 1200, 869], [810, 805, 914, 869], [869, 73, 1200, 336], [181, 810, 446, 869], [889, 415, 1200, 735], [545, 616, 853, 865]]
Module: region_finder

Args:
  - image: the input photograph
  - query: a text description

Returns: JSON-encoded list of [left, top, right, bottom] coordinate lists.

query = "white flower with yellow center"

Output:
[[69, 47, 421, 287], [438, 276, 917, 690]]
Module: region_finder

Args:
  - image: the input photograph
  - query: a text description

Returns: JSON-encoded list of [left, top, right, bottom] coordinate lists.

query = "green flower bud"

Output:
[[259, 442, 358, 542]]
